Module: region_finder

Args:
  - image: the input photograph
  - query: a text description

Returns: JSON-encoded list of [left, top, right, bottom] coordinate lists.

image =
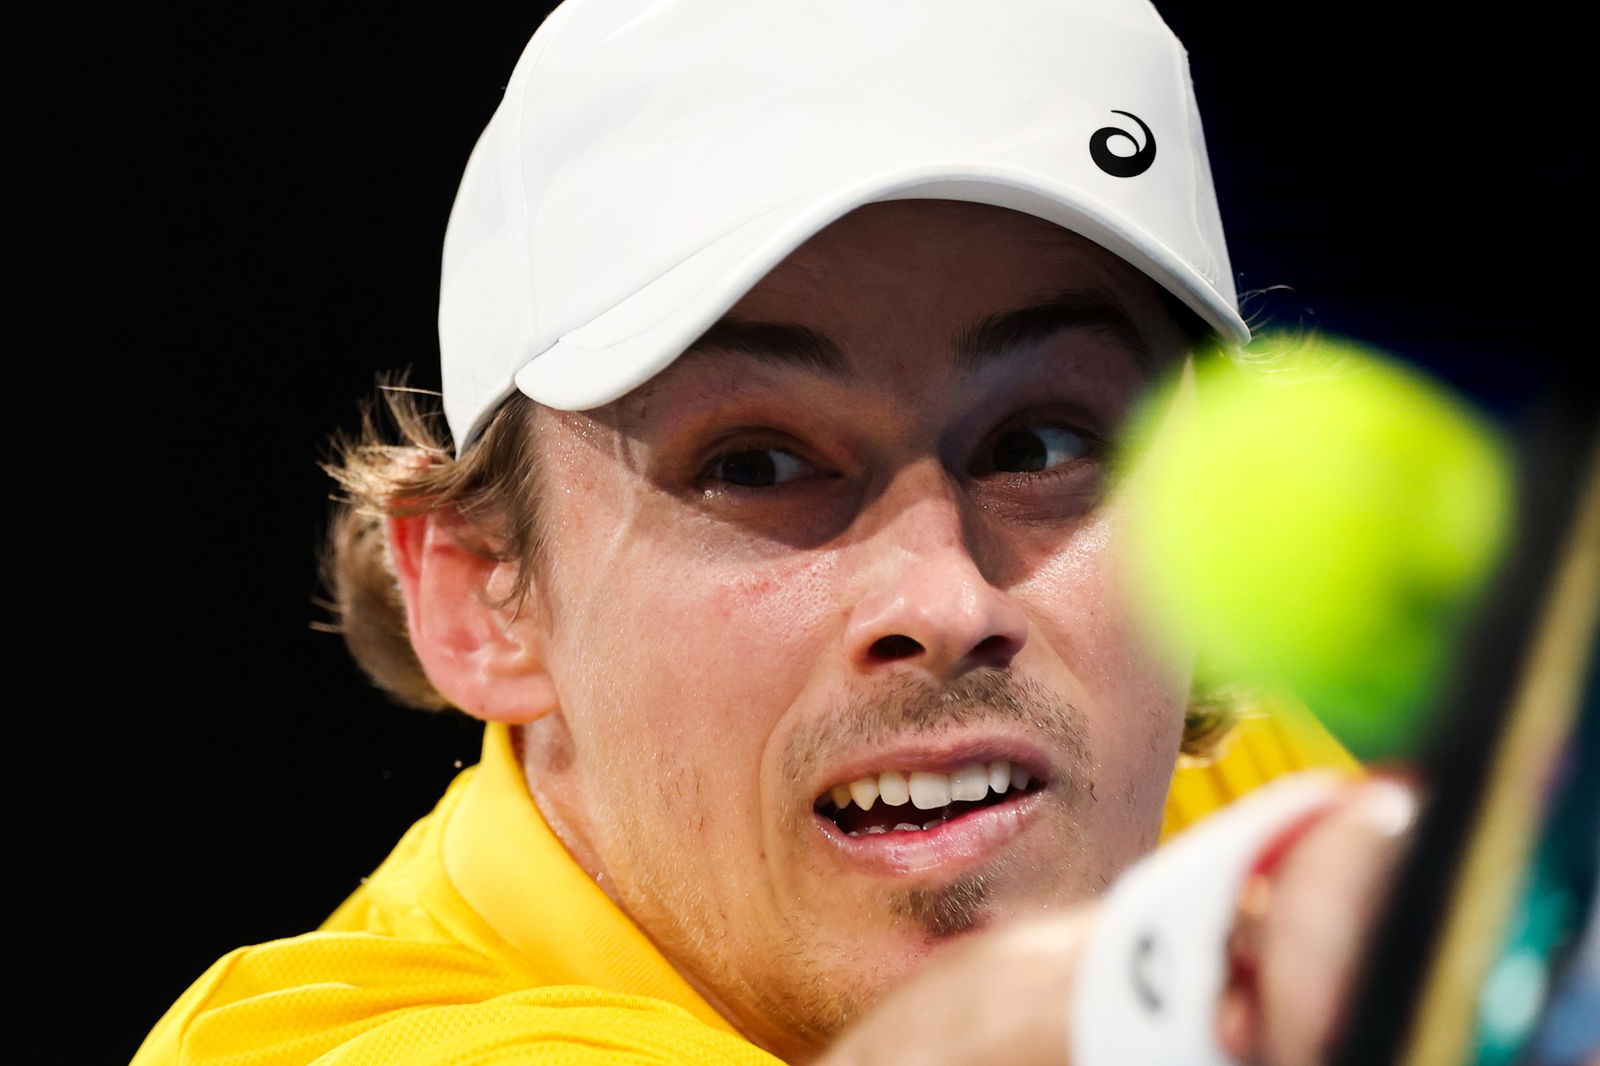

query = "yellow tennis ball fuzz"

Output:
[[1121, 339, 1513, 759]]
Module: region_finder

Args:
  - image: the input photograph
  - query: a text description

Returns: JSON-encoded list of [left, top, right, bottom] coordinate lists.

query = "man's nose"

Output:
[[843, 468, 1029, 680]]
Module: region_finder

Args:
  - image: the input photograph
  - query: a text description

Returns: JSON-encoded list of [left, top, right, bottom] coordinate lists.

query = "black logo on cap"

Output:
[[1090, 111, 1156, 177]]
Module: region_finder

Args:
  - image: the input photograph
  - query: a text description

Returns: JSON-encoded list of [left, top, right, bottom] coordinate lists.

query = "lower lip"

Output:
[[813, 789, 1045, 876]]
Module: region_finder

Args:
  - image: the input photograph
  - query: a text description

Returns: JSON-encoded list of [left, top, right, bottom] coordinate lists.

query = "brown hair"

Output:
[[319, 382, 543, 711], [319, 381, 1233, 756]]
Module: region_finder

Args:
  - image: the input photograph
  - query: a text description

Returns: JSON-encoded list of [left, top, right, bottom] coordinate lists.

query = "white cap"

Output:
[[440, 0, 1248, 448]]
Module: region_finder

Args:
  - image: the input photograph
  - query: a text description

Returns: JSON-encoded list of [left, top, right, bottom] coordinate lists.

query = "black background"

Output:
[[70, 4, 1593, 1062]]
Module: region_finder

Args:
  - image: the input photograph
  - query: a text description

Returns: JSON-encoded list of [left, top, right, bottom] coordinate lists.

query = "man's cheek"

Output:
[[571, 552, 839, 746], [698, 551, 843, 668], [1018, 519, 1174, 669]]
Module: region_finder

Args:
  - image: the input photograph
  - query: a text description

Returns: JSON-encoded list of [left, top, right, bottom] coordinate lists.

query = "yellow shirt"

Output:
[[135, 711, 1354, 1065]]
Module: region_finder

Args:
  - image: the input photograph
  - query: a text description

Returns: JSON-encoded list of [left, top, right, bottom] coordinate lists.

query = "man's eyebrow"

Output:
[[680, 317, 848, 376], [955, 291, 1153, 375], [676, 290, 1153, 384]]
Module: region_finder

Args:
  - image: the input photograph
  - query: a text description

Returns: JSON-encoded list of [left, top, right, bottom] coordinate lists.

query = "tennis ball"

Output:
[[1119, 337, 1513, 760]]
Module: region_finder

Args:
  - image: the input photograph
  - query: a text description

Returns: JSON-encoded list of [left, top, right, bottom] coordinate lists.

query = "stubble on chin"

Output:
[[739, 861, 1014, 1059], [888, 863, 1002, 938]]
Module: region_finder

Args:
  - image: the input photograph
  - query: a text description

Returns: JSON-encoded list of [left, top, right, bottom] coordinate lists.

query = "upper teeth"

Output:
[[824, 760, 1032, 812]]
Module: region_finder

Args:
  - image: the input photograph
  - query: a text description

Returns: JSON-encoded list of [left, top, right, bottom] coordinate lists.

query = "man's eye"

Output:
[[707, 447, 816, 487], [986, 425, 1090, 473]]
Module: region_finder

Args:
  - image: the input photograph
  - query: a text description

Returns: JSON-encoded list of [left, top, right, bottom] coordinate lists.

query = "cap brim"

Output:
[[511, 164, 1250, 414]]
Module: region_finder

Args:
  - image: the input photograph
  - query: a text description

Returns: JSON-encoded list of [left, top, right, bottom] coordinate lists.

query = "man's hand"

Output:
[[1218, 780, 1416, 1066]]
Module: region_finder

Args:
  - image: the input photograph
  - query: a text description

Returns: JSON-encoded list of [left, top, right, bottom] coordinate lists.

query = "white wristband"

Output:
[[1069, 772, 1345, 1066]]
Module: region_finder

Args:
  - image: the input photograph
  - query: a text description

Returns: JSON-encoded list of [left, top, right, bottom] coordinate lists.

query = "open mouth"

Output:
[[814, 760, 1041, 836]]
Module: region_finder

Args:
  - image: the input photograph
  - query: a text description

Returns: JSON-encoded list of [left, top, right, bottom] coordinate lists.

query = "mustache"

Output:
[[780, 669, 1088, 795]]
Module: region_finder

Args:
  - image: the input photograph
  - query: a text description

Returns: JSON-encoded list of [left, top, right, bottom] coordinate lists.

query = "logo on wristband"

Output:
[[1131, 929, 1170, 1013]]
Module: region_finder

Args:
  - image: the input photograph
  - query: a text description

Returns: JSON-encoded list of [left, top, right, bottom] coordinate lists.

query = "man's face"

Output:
[[515, 201, 1192, 1060]]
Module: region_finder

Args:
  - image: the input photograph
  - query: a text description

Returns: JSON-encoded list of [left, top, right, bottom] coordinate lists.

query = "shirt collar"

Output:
[[446, 721, 740, 1035]]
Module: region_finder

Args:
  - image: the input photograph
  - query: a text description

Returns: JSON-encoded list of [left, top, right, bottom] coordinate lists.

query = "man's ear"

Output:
[[385, 511, 558, 724]]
